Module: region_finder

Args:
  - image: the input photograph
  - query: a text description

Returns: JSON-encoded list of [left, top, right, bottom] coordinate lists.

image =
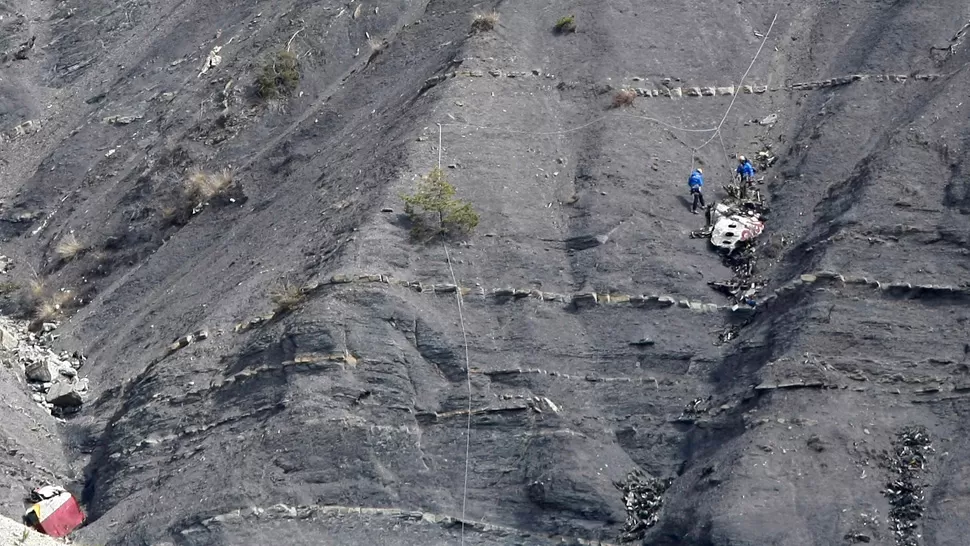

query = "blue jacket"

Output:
[[736, 161, 756, 177], [688, 170, 703, 189]]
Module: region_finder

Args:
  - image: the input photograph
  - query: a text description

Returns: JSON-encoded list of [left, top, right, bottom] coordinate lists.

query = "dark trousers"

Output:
[[691, 187, 705, 212]]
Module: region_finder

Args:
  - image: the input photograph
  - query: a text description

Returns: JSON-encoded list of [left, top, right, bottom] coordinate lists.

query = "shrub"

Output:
[[0, 281, 19, 295], [612, 89, 636, 108], [184, 167, 233, 204], [401, 167, 479, 240], [471, 12, 499, 33], [270, 278, 307, 314], [19, 278, 73, 323], [256, 49, 300, 100], [555, 15, 576, 33], [55, 233, 87, 261]]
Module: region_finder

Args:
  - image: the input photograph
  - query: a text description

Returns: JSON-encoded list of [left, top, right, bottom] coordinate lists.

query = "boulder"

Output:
[[46, 379, 83, 407], [25, 361, 56, 382], [564, 234, 609, 250], [0, 324, 18, 351]]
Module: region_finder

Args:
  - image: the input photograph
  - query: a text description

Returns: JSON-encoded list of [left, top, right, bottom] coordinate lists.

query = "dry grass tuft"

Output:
[[257, 49, 301, 100], [612, 89, 636, 108], [34, 300, 59, 322], [471, 12, 499, 33], [23, 282, 74, 323], [28, 279, 46, 300], [55, 233, 87, 261], [184, 168, 233, 203], [270, 279, 307, 314]]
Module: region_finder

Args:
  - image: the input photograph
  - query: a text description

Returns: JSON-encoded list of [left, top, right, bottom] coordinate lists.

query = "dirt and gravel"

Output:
[[1, 0, 970, 545]]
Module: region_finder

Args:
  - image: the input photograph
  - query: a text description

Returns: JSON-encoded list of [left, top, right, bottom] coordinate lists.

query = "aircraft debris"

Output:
[[23, 486, 84, 538], [614, 470, 673, 542], [884, 427, 932, 546]]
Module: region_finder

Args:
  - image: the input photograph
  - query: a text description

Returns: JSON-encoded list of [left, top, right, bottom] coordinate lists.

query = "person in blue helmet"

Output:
[[688, 168, 705, 214], [736, 155, 756, 183]]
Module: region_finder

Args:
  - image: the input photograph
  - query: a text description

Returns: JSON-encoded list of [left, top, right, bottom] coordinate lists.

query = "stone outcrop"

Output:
[[45, 378, 85, 407], [0, 314, 89, 416]]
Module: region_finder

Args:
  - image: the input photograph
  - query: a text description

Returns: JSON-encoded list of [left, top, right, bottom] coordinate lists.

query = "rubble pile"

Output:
[[754, 145, 776, 172], [678, 396, 712, 421], [689, 144, 776, 316], [690, 179, 769, 305], [613, 470, 674, 542], [1, 317, 88, 416], [883, 427, 932, 546]]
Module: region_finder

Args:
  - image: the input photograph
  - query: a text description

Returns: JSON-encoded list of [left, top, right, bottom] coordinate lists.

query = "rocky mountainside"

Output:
[[1, 0, 970, 545]]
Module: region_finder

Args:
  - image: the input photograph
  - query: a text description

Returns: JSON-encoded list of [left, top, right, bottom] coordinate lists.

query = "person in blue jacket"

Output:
[[688, 168, 705, 214], [736, 155, 756, 183]]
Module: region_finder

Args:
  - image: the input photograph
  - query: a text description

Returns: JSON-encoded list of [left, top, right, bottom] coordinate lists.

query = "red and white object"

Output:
[[24, 486, 85, 538]]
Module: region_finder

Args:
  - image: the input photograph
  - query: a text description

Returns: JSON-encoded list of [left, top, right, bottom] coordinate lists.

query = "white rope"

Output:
[[695, 13, 779, 151], [718, 130, 733, 179], [432, 16, 779, 542], [443, 244, 473, 546]]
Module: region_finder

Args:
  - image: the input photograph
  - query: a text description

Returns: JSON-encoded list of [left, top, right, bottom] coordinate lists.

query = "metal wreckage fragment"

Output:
[[883, 426, 932, 546], [690, 168, 770, 342], [613, 470, 674, 542]]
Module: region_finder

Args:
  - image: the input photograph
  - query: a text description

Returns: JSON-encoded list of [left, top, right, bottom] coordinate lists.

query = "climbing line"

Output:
[[433, 16, 780, 184], [436, 122, 473, 546], [444, 244, 472, 545], [695, 12, 779, 152], [717, 131, 732, 177]]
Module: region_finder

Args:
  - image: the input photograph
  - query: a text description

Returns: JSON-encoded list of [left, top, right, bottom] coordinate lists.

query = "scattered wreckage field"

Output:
[[0, 0, 969, 545]]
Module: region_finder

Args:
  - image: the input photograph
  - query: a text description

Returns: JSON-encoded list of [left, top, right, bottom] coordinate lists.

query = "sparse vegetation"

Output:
[[270, 278, 307, 314], [256, 49, 301, 100], [612, 89, 636, 108], [471, 12, 499, 33], [55, 232, 87, 262], [0, 281, 20, 295], [20, 277, 74, 323], [401, 166, 479, 241], [184, 167, 233, 204], [554, 15, 577, 33]]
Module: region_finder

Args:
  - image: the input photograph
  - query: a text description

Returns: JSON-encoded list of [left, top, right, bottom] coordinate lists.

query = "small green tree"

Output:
[[256, 50, 300, 99], [402, 167, 479, 240]]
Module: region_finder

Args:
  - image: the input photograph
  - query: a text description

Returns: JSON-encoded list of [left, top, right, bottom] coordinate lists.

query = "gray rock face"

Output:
[[25, 361, 55, 382], [0, 2, 968, 546], [45, 379, 83, 407], [0, 325, 18, 351]]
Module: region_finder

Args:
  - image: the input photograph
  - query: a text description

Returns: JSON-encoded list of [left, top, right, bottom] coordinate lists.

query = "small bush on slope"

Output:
[[256, 49, 300, 100], [401, 167, 479, 241], [471, 12, 499, 33]]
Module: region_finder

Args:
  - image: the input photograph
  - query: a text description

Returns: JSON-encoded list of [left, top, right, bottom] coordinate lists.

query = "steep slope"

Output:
[[0, 0, 969, 545]]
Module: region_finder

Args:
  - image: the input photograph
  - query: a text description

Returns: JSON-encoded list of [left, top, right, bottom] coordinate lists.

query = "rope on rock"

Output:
[[694, 12, 779, 153], [443, 244, 473, 546], [438, 125, 473, 546]]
